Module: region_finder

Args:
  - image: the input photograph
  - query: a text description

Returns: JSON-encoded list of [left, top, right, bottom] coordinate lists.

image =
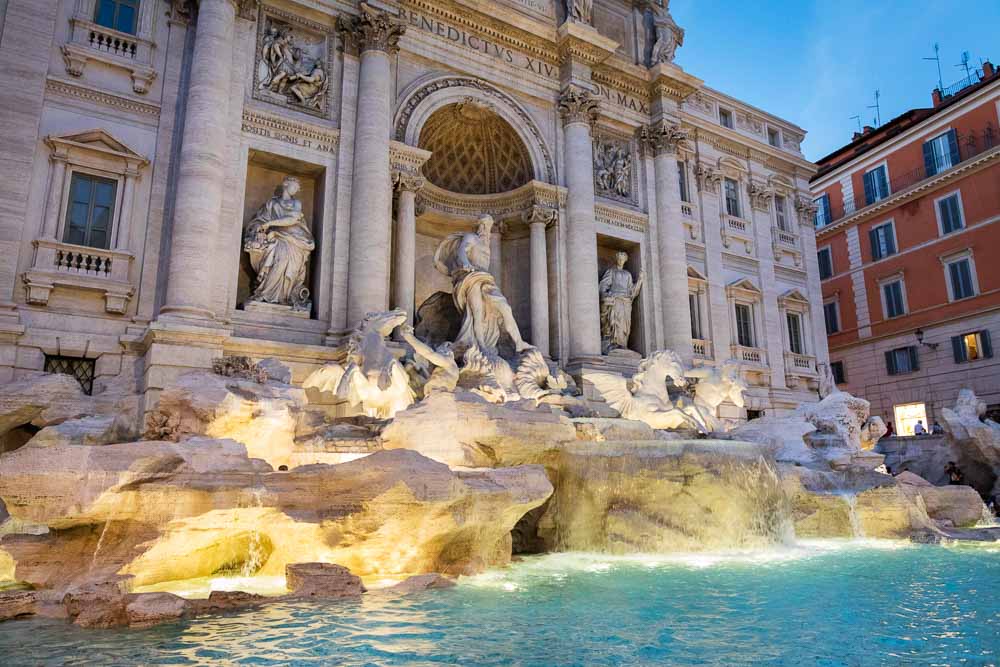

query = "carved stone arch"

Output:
[[393, 73, 555, 185], [717, 155, 748, 180]]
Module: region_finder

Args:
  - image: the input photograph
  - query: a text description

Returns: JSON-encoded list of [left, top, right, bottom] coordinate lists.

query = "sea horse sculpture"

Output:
[[303, 309, 415, 418], [589, 350, 700, 430]]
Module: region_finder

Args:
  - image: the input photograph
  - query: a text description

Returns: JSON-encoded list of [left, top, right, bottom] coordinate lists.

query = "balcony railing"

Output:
[[692, 339, 712, 357], [87, 24, 138, 59], [816, 126, 996, 228], [681, 202, 694, 217], [731, 344, 767, 366], [773, 227, 799, 248], [24, 239, 134, 314], [784, 351, 817, 375]]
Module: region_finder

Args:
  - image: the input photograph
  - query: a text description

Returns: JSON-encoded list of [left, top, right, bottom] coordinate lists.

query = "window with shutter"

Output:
[[817, 248, 833, 280], [830, 361, 846, 384], [813, 194, 831, 228], [954, 331, 992, 362], [824, 302, 840, 334], [883, 281, 905, 318], [926, 132, 955, 175], [864, 165, 889, 204], [947, 258, 975, 300], [937, 193, 964, 234], [886, 346, 916, 375], [869, 223, 896, 260]]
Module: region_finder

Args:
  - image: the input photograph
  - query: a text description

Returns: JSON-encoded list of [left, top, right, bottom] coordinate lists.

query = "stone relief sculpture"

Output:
[[599, 251, 644, 355], [303, 309, 415, 418], [567, 0, 593, 24], [649, 1, 684, 65], [243, 176, 315, 312], [594, 140, 632, 200], [433, 214, 533, 357], [589, 351, 700, 430], [256, 18, 329, 114]]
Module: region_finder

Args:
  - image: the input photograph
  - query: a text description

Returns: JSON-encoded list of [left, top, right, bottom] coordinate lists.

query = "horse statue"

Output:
[[588, 350, 700, 430]]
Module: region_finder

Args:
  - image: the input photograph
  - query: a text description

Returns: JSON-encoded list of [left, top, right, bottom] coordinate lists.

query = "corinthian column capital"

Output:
[[558, 87, 600, 127], [393, 171, 426, 193], [337, 2, 406, 55], [638, 120, 688, 157], [523, 204, 558, 228]]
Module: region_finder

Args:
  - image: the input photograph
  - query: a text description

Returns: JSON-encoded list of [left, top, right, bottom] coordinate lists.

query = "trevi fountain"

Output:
[[0, 0, 998, 665]]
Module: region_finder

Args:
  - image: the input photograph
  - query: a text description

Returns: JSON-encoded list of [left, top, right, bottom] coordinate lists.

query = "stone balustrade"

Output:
[[720, 213, 754, 253], [730, 344, 767, 366], [23, 239, 134, 314], [692, 338, 712, 358]]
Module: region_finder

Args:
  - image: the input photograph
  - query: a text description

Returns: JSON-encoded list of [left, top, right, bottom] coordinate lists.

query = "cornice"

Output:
[[45, 76, 160, 119], [595, 202, 648, 233], [681, 117, 816, 177], [816, 145, 1000, 239], [417, 179, 566, 222]]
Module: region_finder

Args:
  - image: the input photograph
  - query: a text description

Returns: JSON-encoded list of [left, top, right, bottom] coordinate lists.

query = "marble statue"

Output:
[[303, 309, 415, 418], [399, 324, 459, 397], [568, 0, 592, 24], [258, 24, 292, 92], [257, 20, 327, 111], [434, 215, 532, 357], [599, 251, 644, 354], [649, 1, 684, 65], [682, 360, 748, 433], [289, 60, 327, 110], [817, 362, 839, 399], [244, 176, 315, 311], [589, 350, 700, 430]]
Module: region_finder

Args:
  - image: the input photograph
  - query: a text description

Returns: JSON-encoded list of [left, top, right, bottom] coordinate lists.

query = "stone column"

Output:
[[339, 6, 405, 328], [558, 88, 602, 360], [160, 0, 237, 321], [392, 172, 423, 325], [41, 150, 68, 239], [489, 224, 505, 283], [114, 167, 138, 251], [644, 121, 694, 362], [526, 205, 556, 356]]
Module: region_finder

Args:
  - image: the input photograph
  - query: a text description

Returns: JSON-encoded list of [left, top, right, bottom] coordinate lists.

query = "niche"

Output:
[[238, 151, 325, 320], [596, 235, 646, 356]]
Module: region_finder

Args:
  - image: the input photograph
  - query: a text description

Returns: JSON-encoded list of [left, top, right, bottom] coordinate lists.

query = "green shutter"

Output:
[[908, 346, 920, 371], [952, 335, 967, 363], [885, 350, 897, 375], [981, 330, 993, 359]]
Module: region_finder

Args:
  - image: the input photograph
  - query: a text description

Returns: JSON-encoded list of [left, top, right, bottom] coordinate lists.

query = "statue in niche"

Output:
[[567, 0, 592, 24], [594, 141, 632, 199], [599, 251, 644, 355], [243, 175, 315, 312], [649, 1, 684, 65], [433, 214, 532, 357]]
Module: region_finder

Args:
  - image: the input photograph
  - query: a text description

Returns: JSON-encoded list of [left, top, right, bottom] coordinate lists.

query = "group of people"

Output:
[[881, 419, 944, 438]]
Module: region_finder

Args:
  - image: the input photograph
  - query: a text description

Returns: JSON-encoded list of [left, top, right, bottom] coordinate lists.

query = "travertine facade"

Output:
[[0, 0, 825, 417]]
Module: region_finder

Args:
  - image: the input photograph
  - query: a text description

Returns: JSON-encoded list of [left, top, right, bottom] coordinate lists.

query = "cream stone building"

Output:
[[0, 0, 826, 417]]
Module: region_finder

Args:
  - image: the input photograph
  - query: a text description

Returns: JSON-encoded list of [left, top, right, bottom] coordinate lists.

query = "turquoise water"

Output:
[[2, 540, 999, 666]]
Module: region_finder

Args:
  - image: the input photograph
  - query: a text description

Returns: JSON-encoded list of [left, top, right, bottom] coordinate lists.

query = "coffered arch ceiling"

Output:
[[418, 101, 534, 195]]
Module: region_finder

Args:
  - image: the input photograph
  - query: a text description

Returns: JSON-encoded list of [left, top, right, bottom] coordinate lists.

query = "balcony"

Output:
[[681, 203, 701, 242], [771, 226, 802, 267], [22, 239, 135, 314], [61, 18, 156, 94], [784, 351, 819, 390], [720, 214, 754, 254], [731, 344, 770, 386], [692, 338, 712, 358], [816, 126, 997, 229]]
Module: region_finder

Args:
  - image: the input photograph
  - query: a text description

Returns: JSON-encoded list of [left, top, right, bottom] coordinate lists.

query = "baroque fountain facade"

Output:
[[0, 0, 998, 655]]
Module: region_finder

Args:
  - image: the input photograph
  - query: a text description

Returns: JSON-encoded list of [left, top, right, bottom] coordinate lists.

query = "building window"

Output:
[[885, 346, 919, 375], [869, 222, 897, 261], [95, 0, 139, 35], [952, 330, 994, 363], [814, 193, 832, 228], [767, 127, 781, 147], [882, 279, 906, 318], [945, 256, 976, 300], [43, 355, 96, 395], [824, 301, 840, 334], [735, 303, 755, 347], [817, 247, 833, 280], [923, 129, 959, 177], [936, 192, 964, 235], [786, 312, 804, 354], [689, 292, 703, 340], [64, 172, 117, 249], [830, 361, 846, 385], [677, 160, 690, 203], [774, 195, 788, 231], [863, 164, 890, 205], [719, 108, 734, 129], [724, 178, 741, 217], [746, 409, 764, 421]]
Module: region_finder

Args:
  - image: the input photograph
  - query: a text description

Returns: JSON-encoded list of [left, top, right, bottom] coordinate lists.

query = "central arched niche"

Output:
[[418, 100, 533, 195]]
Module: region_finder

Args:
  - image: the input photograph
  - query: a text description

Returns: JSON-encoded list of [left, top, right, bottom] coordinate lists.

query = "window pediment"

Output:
[[726, 277, 761, 299], [45, 129, 149, 170]]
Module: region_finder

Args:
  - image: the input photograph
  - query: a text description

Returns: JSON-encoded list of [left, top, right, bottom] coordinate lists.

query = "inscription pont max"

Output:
[[398, 8, 648, 115]]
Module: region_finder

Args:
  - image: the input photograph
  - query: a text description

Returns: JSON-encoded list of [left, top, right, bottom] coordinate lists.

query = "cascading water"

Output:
[[840, 494, 864, 538], [240, 488, 267, 577]]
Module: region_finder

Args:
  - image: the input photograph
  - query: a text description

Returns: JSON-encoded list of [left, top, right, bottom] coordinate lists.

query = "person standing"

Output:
[[914, 420, 927, 435]]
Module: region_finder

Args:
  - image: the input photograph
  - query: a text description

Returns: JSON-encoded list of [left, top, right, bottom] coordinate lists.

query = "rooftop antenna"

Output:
[[956, 51, 973, 79], [923, 43, 944, 92], [867, 89, 881, 127], [850, 115, 862, 134]]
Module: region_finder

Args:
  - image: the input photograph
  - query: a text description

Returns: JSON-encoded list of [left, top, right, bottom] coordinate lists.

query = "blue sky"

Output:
[[670, 1, 999, 161]]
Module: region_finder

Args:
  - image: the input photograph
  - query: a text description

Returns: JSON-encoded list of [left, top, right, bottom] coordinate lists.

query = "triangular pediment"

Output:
[[687, 266, 707, 281], [727, 277, 760, 294], [46, 129, 148, 163], [780, 288, 810, 304]]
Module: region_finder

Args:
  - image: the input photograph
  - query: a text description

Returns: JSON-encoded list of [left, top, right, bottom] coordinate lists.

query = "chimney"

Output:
[[852, 131, 863, 141], [984, 60, 996, 79], [932, 88, 945, 107], [862, 125, 875, 135]]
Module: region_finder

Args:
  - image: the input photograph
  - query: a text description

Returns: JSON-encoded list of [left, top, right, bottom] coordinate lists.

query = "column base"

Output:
[[140, 318, 232, 413]]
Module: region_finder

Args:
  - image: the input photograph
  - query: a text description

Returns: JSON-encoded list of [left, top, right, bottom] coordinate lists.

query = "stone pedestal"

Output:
[[244, 301, 311, 320]]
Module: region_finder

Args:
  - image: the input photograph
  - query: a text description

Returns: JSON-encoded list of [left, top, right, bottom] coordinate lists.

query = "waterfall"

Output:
[[841, 494, 864, 538], [90, 520, 112, 570], [240, 488, 267, 577]]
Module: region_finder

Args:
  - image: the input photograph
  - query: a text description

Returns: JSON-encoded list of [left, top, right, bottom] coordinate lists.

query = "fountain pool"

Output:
[[2, 540, 998, 666]]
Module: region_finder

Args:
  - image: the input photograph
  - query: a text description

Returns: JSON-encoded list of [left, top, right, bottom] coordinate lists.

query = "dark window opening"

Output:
[[44, 355, 96, 395]]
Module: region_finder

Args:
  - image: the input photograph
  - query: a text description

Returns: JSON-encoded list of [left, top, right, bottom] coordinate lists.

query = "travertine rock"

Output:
[[149, 371, 307, 467], [257, 357, 293, 384], [388, 573, 456, 594], [572, 417, 656, 442], [0, 446, 552, 591], [285, 563, 365, 598], [62, 580, 130, 628], [380, 391, 577, 467], [0, 374, 91, 442], [29, 414, 134, 448], [0, 590, 36, 621], [897, 477, 988, 528], [125, 592, 191, 627], [940, 389, 1000, 497]]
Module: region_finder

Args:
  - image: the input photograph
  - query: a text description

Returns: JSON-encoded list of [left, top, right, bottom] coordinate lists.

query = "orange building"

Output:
[[811, 64, 1000, 435]]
